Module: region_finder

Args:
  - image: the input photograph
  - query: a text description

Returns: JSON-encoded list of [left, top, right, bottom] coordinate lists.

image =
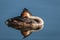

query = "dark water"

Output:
[[0, 0, 60, 40]]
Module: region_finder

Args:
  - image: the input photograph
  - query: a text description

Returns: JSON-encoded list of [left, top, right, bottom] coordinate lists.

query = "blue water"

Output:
[[0, 0, 60, 40]]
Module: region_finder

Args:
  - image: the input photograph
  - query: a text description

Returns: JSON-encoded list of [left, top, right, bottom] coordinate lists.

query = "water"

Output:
[[0, 0, 60, 40]]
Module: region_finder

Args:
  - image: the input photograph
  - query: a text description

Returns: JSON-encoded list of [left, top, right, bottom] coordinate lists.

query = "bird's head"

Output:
[[21, 8, 32, 18]]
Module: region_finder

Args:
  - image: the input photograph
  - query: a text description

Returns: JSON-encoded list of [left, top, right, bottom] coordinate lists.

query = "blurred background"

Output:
[[0, 0, 60, 40]]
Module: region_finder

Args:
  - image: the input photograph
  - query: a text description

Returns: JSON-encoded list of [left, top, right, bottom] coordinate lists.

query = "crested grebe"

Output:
[[5, 8, 44, 39]]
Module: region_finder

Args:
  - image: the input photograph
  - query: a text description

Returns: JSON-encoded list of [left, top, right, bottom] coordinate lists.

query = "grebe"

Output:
[[5, 8, 44, 39]]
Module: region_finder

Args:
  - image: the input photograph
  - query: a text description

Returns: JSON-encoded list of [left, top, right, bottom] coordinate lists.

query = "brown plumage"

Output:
[[5, 8, 44, 39]]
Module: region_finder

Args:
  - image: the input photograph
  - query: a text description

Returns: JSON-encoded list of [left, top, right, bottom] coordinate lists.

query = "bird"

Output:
[[5, 8, 44, 39]]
